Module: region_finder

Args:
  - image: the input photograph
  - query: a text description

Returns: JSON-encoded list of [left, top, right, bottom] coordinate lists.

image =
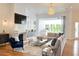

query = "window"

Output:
[[45, 22, 63, 33], [75, 22, 79, 38], [38, 17, 64, 34]]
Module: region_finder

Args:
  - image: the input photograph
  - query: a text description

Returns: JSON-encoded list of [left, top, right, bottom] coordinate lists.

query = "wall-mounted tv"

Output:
[[14, 13, 26, 24]]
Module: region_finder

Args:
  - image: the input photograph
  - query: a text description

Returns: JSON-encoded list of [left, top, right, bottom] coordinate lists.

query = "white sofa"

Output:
[[28, 36, 48, 46], [42, 34, 65, 56]]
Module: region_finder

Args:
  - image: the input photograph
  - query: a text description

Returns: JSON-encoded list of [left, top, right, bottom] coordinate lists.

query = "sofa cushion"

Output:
[[47, 33, 58, 37], [51, 38, 57, 46]]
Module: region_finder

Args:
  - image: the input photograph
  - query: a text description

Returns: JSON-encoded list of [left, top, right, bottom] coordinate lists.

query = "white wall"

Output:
[[26, 9, 37, 31], [14, 4, 37, 35], [14, 4, 26, 15], [0, 4, 14, 34], [14, 4, 27, 33]]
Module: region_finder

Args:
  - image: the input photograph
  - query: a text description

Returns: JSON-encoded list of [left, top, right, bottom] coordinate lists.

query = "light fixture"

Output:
[[2, 20, 7, 33], [2, 20, 7, 26], [48, 3, 55, 15]]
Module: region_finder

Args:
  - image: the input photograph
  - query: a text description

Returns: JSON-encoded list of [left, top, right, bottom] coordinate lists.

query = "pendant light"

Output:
[[48, 3, 55, 15]]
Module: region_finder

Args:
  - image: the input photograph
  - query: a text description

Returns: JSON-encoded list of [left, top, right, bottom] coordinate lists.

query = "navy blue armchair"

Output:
[[9, 34, 24, 50]]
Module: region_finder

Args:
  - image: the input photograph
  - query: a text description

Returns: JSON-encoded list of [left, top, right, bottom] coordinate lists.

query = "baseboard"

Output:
[[0, 42, 9, 46]]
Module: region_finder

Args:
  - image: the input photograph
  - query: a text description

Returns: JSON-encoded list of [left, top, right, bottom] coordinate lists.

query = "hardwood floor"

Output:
[[62, 39, 74, 56], [62, 39, 79, 56], [0, 39, 78, 56], [0, 44, 31, 56]]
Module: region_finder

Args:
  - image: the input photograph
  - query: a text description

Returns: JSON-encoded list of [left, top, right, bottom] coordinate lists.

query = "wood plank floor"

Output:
[[0, 44, 31, 56], [0, 39, 78, 56], [62, 39, 74, 56], [62, 39, 79, 56]]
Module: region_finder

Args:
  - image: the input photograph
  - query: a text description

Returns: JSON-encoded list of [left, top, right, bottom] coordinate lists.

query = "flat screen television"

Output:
[[15, 13, 26, 24]]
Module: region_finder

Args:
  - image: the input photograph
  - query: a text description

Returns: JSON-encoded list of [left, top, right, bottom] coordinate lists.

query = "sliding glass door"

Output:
[[45, 19, 63, 33], [38, 17, 64, 35]]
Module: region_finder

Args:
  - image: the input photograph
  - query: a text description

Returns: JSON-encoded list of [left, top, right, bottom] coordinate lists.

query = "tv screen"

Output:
[[15, 13, 26, 24]]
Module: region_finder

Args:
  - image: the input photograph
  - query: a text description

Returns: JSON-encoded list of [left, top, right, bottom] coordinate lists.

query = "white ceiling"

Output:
[[15, 3, 79, 16], [15, 3, 66, 15]]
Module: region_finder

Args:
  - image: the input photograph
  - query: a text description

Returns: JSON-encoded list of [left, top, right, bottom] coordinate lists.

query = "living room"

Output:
[[0, 3, 79, 56]]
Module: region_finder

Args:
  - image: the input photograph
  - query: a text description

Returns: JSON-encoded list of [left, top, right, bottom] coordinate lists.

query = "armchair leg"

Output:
[[12, 48, 17, 52], [22, 48, 24, 50]]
